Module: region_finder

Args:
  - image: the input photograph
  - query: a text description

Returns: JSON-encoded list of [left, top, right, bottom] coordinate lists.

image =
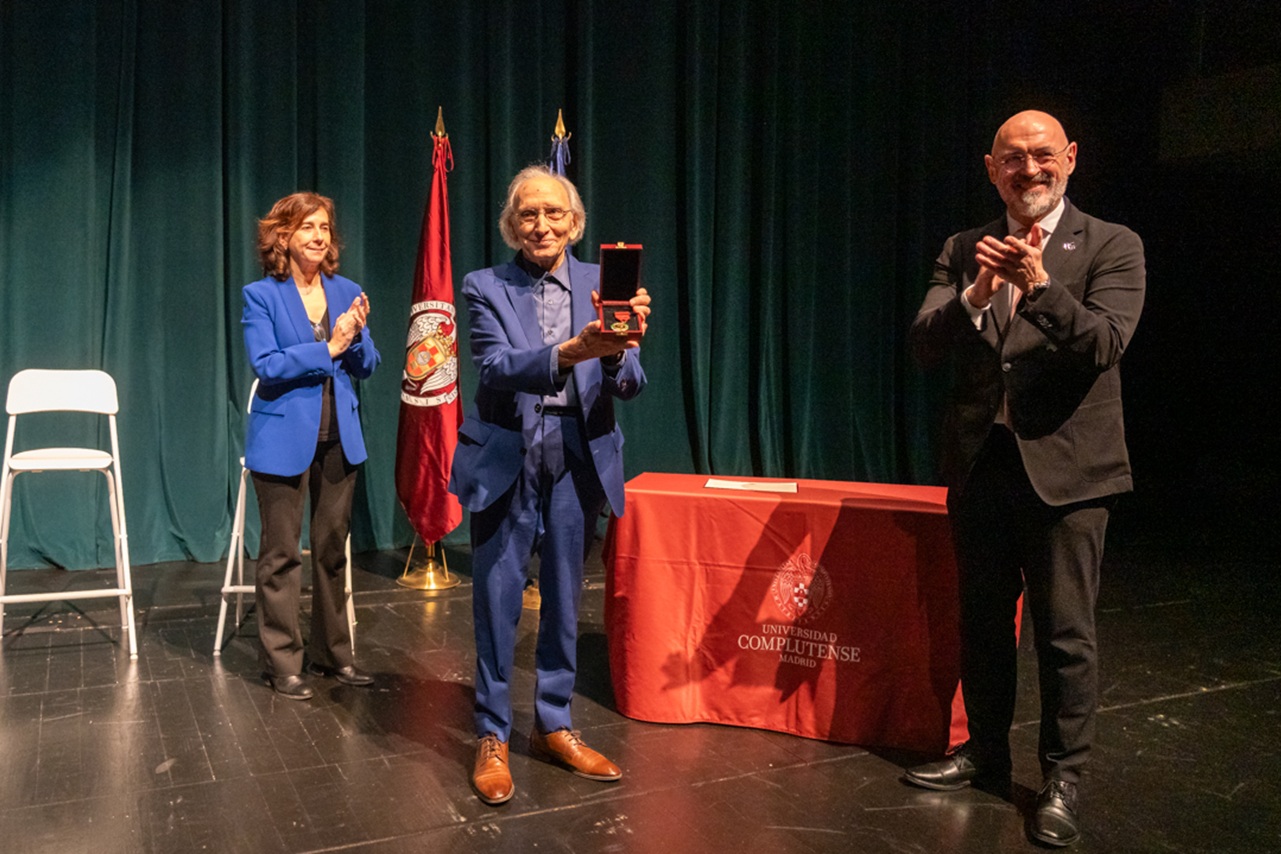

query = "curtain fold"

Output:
[[2, 0, 1127, 570]]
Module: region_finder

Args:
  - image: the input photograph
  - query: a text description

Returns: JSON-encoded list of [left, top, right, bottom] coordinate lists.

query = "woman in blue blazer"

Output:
[[242, 192, 380, 700]]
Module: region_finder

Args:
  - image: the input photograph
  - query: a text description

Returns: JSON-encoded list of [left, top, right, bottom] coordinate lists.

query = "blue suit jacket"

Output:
[[242, 273, 380, 477], [448, 254, 646, 515]]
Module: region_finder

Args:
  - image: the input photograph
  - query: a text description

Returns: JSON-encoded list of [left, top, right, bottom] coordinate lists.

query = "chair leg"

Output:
[[345, 535, 356, 657], [105, 473, 127, 630], [213, 534, 240, 657], [122, 586, 138, 660], [233, 540, 246, 626], [214, 467, 249, 656], [105, 472, 138, 660], [0, 471, 14, 640], [235, 467, 250, 626]]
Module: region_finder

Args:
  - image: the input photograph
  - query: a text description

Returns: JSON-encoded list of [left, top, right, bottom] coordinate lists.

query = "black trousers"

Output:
[[252, 440, 357, 677], [948, 425, 1112, 785]]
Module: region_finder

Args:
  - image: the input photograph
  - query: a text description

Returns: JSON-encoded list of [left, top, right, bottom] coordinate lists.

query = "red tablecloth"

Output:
[[605, 472, 968, 753]]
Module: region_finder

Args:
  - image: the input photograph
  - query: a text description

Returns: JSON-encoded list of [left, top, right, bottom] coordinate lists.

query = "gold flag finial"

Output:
[[434, 106, 447, 138], [554, 108, 567, 139]]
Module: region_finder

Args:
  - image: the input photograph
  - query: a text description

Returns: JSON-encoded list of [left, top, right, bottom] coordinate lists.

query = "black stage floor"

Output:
[[0, 522, 1276, 853]]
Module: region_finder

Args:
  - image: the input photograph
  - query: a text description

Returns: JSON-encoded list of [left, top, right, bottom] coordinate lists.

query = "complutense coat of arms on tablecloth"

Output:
[[771, 553, 832, 625]]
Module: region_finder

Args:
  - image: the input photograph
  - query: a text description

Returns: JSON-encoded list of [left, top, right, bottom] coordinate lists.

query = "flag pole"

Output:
[[394, 105, 462, 593], [520, 109, 575, 611], [398, 534, 459, 591]]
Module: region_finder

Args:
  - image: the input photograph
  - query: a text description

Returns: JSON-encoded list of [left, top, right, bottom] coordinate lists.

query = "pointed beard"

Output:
[[1016, 174, 1067, 220]]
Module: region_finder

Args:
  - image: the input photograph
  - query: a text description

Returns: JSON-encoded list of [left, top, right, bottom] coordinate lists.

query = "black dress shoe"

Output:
[[263, 673, 314, 700], [903, 742, 1011, 791], [1030, 779, 1080, 847], [306, 662, 375, 687]]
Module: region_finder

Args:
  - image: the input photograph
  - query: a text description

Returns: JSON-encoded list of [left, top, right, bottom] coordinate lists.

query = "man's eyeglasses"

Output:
[[995, 143, 1071, 172], [517, 207, 570, 225]]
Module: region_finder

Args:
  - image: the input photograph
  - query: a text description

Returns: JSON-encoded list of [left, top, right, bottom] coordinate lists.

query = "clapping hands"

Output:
[[328, 293, 371, 358]]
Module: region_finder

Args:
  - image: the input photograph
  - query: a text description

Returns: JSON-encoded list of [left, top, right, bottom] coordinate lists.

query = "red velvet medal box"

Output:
[[598, 243, 644, 338]]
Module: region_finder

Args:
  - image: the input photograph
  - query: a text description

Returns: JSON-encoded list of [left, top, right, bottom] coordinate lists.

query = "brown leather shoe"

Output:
[[471, 734, 514, 805], [529, 728, 622, 781], [522, 579, 541, 611]]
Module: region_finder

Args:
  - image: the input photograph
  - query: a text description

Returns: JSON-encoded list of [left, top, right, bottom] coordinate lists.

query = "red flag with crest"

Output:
[[395, 117, 462, 543]]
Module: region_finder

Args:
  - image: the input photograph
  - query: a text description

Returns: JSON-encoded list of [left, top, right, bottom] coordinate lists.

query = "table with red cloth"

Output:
[[604, 472, 968, 753]]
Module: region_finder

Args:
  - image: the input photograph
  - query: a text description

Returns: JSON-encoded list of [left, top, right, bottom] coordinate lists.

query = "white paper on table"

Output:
[[703, 477, 798, 493]]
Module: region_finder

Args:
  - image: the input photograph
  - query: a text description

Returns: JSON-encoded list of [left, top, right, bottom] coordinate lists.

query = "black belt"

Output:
[[539, 405, 577, 416]]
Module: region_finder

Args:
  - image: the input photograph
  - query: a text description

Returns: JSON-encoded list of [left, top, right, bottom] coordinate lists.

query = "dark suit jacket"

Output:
[[242, 274, 380, 477], [448, 254, 646, 515], [909, 200, 1145, 506]]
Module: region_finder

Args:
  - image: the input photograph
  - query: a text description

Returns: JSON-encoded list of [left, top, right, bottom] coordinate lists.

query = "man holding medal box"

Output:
[[450, 165, 651, 805]]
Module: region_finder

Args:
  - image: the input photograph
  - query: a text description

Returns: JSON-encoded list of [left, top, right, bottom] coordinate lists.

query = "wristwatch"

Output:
[[1028, 278, 1050, 293]]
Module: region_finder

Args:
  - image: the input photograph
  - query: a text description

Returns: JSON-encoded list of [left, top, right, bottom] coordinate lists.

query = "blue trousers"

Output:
[[469, 413, 605, 741]]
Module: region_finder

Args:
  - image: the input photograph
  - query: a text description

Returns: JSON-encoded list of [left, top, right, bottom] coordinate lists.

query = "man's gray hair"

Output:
[[498, 164, 587, 250]]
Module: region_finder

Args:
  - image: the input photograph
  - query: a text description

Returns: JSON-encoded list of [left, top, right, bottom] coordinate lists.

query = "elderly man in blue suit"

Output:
[[450, 165, 651, 805]]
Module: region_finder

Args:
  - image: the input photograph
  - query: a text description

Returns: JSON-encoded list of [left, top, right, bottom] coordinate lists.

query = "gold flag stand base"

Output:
[[397, 539, 460, 592]]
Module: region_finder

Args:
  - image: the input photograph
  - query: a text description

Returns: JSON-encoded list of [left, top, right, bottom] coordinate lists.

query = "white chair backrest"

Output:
[[6, 369, 119, 416]]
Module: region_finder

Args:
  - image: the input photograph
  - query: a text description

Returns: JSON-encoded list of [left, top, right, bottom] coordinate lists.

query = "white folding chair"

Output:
[[0, 369, 138, 658], [213, 380, 356, 656]]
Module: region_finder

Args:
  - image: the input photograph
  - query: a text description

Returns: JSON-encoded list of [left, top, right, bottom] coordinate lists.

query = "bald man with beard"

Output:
[[905, 111, 1146, 847]]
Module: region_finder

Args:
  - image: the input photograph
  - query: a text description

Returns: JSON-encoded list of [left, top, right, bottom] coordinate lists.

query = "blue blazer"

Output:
[[449, 254, 646, 515], [242, 273, 380, 477]]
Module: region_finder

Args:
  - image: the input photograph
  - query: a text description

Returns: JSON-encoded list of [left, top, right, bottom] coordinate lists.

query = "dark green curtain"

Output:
[[0, 0, 1188, 569]]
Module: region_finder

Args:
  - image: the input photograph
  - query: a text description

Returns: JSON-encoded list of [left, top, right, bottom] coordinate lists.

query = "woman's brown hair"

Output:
[[256, 192, 342, 280]]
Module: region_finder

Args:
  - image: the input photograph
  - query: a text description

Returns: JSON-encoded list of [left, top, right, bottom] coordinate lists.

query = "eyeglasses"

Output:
[[995, 143, 1071, 172], [517, 207, 570, 225]]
